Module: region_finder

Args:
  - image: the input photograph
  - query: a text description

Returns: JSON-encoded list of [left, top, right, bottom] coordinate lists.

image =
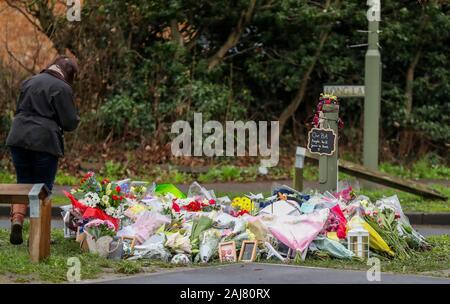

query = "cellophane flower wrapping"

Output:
[[117, 211, 171, 244], [165, 232, 192, 254], [198, 228, 221, 263], [266, 208, 330, 256]]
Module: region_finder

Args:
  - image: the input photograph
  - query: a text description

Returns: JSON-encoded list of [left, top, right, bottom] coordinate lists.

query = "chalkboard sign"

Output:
[[307, 128, 336, 156]]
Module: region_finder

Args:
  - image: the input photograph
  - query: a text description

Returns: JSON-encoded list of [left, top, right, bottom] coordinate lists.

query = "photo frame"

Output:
[[239, 240, 257, 262], [75, 226, 84, 243], [218, 241, 237, 263], [121, 236, 136, 255]]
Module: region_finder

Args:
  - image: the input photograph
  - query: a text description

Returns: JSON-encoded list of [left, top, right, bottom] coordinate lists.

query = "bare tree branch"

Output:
[[207, 0, 257, 71], [5, 0, 44, 32]]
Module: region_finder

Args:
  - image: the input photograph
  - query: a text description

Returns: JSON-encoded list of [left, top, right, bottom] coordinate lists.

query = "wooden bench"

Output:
[[0, 184, 52, 262]]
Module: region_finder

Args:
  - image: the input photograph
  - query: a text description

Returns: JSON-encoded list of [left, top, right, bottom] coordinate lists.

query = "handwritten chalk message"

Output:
[[307, 128, 336, 156]]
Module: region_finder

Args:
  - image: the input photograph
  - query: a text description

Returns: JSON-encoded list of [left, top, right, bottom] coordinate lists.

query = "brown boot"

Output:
[[10, 204, 26, 245], [10, 221, 23, 245]]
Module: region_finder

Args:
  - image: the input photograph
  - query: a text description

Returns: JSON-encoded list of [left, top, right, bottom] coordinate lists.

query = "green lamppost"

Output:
[[363, 0, 381, 171]]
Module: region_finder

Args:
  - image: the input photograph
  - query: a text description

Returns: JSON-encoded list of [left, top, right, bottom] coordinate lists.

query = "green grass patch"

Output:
[[0, 223, 114, 283], [360, 184, 450, 213], [380, 158, 449, 180]]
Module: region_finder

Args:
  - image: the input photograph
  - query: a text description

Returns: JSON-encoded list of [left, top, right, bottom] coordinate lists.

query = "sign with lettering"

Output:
[[307, 128, 336, 156], [323, 85, 365, 97]]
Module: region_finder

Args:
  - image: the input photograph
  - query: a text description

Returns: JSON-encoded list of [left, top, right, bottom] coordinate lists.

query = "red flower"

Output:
[[237, 210, 249, 217], [102, 179, 110, 185], [112, 195, 118, 201], [119, 196, 123, 201], [182, 201, 202, 212], [116, 186, 121, 193], [172, 202, 181, 212], [209, 199, 216, 205]]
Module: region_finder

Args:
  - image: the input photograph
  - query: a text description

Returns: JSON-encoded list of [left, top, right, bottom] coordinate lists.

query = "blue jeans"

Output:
[[9, 146, 58, 222]]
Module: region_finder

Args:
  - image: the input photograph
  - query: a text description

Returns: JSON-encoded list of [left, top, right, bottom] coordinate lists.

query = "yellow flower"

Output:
[[106, 183, 112, 195]]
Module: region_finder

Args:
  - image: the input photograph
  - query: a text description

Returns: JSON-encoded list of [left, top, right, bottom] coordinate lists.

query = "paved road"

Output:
[[92, 263, 450, 284]]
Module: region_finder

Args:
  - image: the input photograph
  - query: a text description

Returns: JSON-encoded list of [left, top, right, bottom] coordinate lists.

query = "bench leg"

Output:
[[29, 199, 52, 262]]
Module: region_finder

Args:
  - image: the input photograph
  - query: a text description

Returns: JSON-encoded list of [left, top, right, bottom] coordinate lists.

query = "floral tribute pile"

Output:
[[62, 172, 430, 264]]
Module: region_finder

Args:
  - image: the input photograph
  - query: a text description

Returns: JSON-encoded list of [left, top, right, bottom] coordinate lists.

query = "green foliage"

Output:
[[1, 0, 449, 162], [98, 94, 154, 137], [54, 172, 79, 186], [380, 156, 450, 180], [103, 160, 124, 179]]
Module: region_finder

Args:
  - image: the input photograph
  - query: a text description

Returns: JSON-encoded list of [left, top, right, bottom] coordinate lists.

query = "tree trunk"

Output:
[[207, 0, 257, 71], [404, 49, 421, 119], [278, 0, 337, 134], [405, 8, 428, 119], [170, 19, 184, 47]]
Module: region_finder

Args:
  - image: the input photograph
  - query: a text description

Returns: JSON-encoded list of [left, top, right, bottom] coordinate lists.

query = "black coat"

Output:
[[6, 72, 80, 157]]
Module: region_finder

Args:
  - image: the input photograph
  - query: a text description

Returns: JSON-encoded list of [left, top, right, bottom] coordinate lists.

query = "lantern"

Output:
[[347, 225, 369, 259]]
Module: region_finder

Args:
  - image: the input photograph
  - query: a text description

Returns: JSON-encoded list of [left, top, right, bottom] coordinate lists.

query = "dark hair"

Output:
[[45, 55, 79, 85]]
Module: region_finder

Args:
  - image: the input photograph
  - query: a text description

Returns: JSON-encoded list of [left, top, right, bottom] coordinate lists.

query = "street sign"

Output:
[[323, 85, 365, 97], [307, 128, 336, 156]]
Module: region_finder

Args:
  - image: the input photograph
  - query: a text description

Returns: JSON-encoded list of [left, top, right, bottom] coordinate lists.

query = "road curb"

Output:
[[0, 206, 449, 225]]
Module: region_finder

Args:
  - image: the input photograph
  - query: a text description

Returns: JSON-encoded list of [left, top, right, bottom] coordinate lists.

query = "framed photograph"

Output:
[[239, 240, 257, 262], [121, 236, 136, 255], [219, 241, 237, 263]]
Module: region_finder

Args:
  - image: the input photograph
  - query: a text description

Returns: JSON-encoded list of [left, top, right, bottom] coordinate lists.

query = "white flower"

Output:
[[70, 189, 77, 194], [82, 192, 100, 208], [102, 195, 110, 206]]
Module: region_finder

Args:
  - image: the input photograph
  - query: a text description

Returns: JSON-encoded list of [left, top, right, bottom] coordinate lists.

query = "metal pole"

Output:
[[363, 1, 381, 172], [293, 147, 306, 192], [319, 104, 339, 192]]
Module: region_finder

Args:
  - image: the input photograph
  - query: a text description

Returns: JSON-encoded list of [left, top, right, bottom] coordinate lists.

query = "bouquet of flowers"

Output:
[[321, 205, 347, 239], [84, 219, 116, 240], [231, 197, 256, 216], [364, 207, 412, 260], [64, 172, 130, 230]]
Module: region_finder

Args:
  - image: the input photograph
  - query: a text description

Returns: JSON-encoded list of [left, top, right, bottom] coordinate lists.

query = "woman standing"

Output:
[[6, 55, 80, 245]]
